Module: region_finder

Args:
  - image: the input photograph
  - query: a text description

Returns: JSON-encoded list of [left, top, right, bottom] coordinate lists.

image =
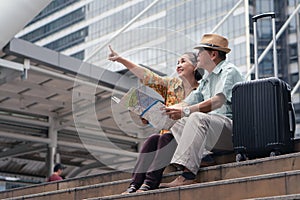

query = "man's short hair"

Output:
[[203, 48, 226, 60], [53, 163, 65, 172], [218, 50, 226, 60]]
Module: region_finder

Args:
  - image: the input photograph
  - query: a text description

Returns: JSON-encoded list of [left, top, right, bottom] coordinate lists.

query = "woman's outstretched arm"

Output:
[[108, 45, 146, 80]]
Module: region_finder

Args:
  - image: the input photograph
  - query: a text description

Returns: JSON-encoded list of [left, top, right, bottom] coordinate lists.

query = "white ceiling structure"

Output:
[[0, 1, 158, 183]]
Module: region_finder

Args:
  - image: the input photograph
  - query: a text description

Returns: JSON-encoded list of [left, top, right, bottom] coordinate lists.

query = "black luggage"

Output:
[[232, 78, 295, 160], [232, 13, 295, 161]]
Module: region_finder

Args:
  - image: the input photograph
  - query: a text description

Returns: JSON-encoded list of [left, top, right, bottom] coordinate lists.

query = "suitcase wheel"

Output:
[[236, 153, 247, 162], [270, 151, 281, 157]]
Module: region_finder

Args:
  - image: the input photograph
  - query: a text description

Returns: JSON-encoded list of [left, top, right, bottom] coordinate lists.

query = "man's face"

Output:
[[58, 169, 63, 175], [196, 48, 212, 70]]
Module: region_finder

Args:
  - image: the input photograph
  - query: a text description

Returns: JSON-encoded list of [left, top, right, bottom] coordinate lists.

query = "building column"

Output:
[[46, 117, 58, 177]]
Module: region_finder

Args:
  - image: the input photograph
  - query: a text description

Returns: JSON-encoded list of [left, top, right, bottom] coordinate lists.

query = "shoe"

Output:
[[136, 184, 151, 193], [200, 154, 216, 167], [159, 175, 196, 188], [122, 185, 138, 194]]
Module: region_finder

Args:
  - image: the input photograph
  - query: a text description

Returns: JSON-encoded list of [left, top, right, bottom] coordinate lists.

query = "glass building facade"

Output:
[[17, 0, 300, 135], [19, 0, 88, 60]]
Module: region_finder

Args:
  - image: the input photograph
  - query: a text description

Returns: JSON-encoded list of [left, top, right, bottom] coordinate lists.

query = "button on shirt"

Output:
[[184, 60, 244, 119]]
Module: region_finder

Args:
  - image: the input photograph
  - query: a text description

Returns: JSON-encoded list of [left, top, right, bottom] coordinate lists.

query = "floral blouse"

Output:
[[142, 68, 185, 107]]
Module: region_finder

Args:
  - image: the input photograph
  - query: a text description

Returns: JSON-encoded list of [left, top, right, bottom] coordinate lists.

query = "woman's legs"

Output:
[[130, 134, 160, 188], [143, 133, 177, 189]]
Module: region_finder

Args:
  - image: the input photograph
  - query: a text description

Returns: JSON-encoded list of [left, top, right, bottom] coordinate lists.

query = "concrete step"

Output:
[[0, 170, 131, 199], [0, 164, 180, 199], [3, 179, 131, 200], [245, 193, 300, 200], [3, 152, 300, 200], [86, 169, 300, 200]]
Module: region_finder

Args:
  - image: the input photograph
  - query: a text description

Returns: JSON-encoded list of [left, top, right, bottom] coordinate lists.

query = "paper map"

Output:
[[116, 87, 176, 130]]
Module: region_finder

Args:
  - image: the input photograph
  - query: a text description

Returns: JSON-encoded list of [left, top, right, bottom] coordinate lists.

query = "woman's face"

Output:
[[176, 55, 195, 78]]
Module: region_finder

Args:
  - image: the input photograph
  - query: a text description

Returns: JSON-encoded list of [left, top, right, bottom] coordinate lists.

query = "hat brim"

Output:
[[194, 44, 231, 54]]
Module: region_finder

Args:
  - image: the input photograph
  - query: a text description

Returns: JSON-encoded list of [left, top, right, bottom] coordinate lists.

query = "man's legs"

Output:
[[173, 112, 232, 174], [161, 113, 232, 187]]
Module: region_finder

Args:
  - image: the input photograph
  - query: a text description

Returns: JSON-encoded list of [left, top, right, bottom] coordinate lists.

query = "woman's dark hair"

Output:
[[182, 51, 204, 81], [194, 68, 204, 81]]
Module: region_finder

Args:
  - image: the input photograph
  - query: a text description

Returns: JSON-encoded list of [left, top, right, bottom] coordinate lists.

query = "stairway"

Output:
[[1, 150, 300, 200]]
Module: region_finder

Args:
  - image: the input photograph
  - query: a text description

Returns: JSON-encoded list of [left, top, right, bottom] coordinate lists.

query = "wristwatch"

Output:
[[182, 107, 191, 117]]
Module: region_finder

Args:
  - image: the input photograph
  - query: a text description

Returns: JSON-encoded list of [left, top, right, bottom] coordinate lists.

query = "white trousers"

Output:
[[170, 112, 233, 175]]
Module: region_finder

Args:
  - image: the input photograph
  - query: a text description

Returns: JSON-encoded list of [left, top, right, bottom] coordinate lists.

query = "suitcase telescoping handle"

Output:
[[252, 12, 278, 79], [289, 102, 296, 136]]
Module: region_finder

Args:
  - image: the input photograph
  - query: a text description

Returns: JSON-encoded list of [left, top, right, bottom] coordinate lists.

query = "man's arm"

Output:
[[190, 94, 225, 113], [165, 94, 225, 120]]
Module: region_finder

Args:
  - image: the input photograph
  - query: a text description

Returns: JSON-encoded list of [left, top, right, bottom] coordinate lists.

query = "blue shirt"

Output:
[[184, 60, 245, 119]]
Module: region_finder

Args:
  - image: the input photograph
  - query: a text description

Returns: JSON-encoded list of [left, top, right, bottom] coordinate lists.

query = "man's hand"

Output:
[[108, 45, 121, 62], [165, 105, 183, 120]]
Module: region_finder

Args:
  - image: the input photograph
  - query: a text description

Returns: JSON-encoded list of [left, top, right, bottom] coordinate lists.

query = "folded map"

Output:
[[114, 87, 176, 130]]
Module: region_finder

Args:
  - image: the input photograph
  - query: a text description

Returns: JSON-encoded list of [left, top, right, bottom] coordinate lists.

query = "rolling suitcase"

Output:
[[232, 13, 295, 161]]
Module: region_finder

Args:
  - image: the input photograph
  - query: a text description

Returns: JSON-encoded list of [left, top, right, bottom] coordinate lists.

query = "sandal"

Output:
[[122, 185, 138, 194], [136, 184, 151, 192]]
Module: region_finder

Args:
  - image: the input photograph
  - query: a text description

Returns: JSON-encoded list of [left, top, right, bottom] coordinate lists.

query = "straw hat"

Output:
[[194, 33, 231, 54]]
